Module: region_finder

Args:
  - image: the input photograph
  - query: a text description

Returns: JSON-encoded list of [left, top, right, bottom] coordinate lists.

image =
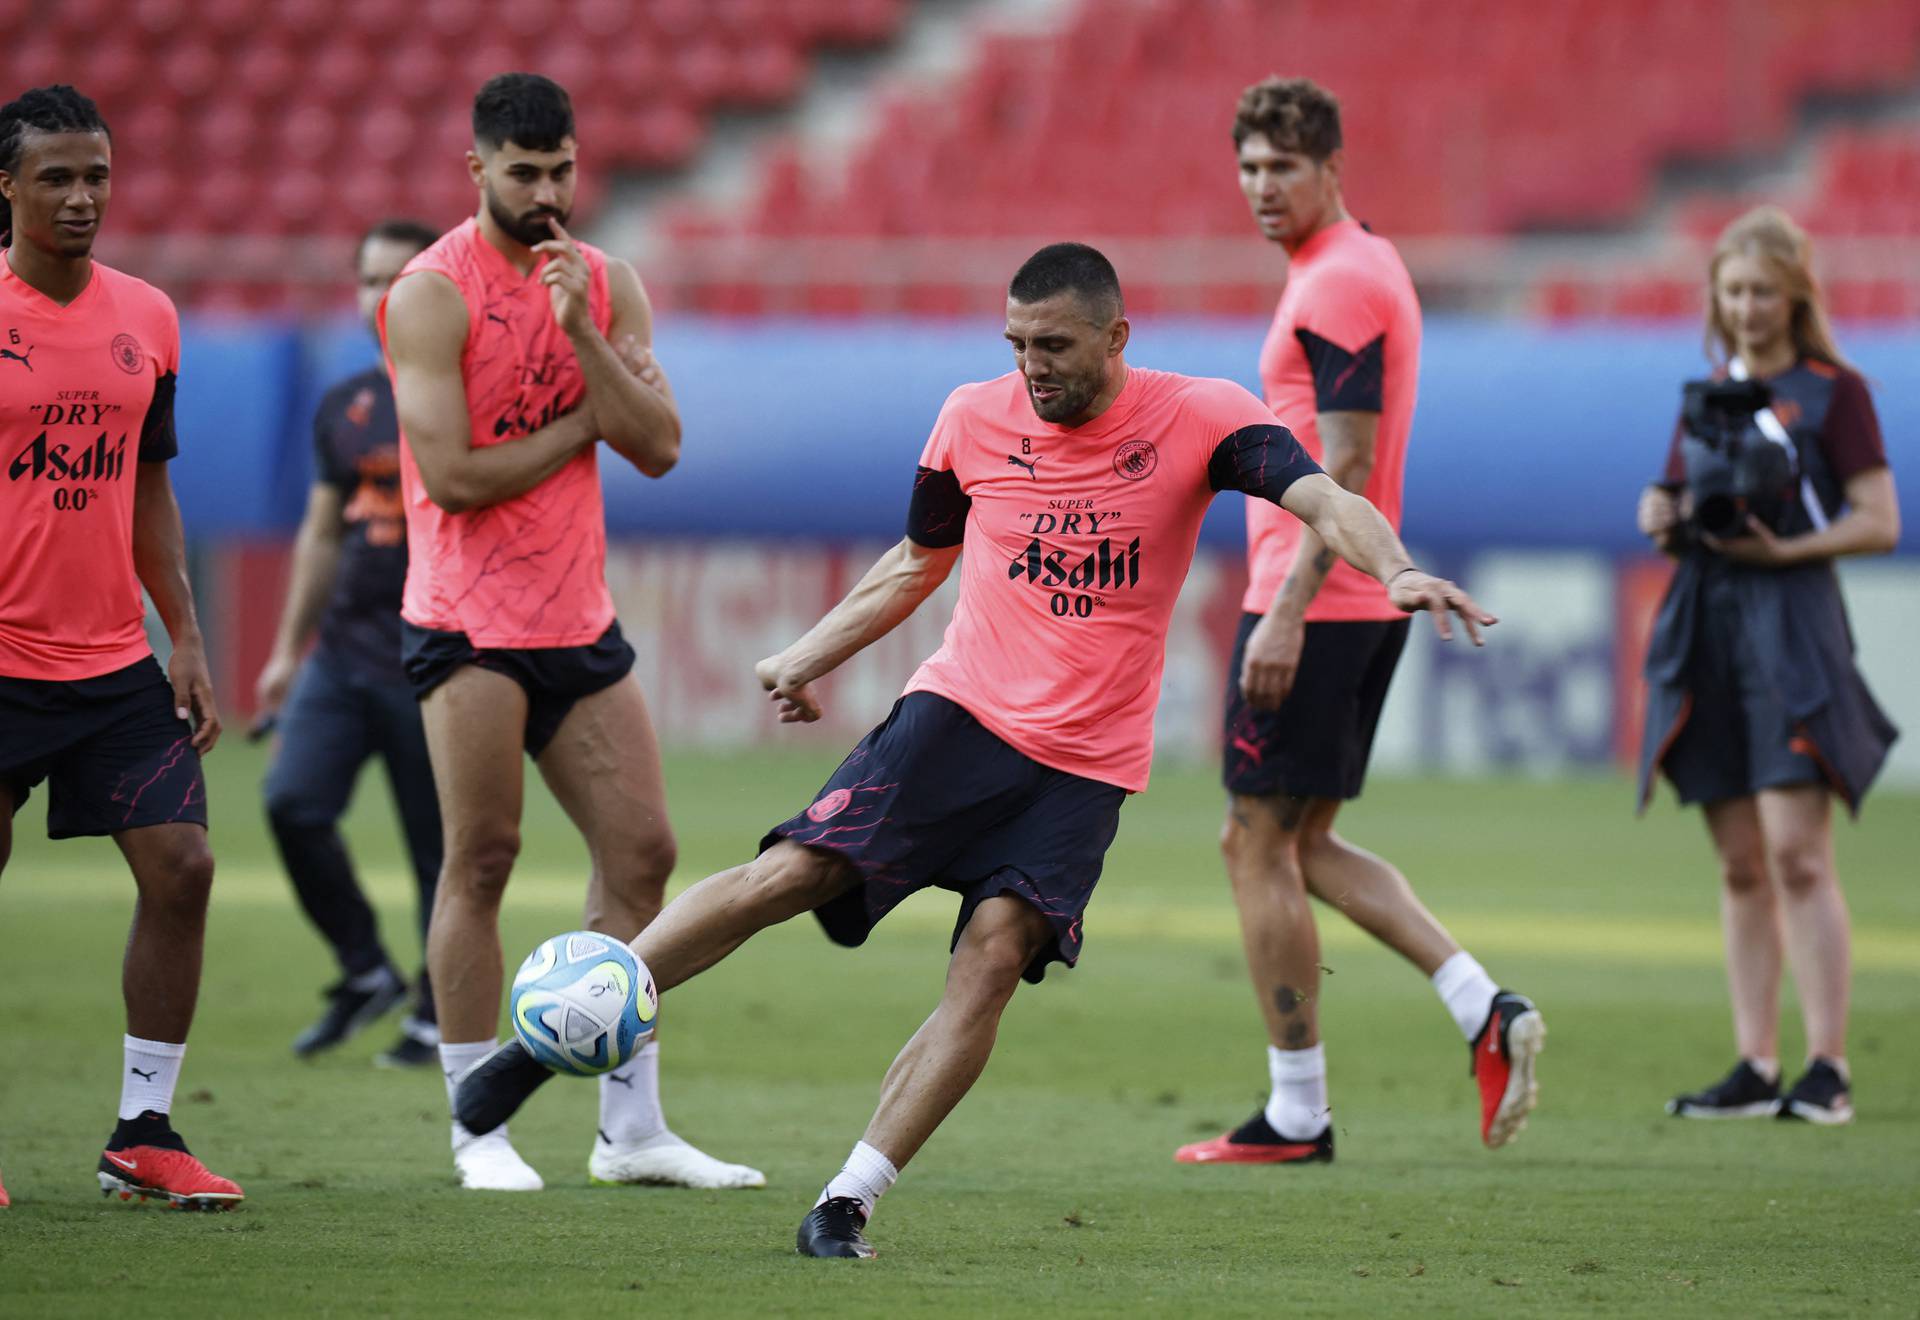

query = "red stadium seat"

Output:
[[72, 0, 1920, 316]]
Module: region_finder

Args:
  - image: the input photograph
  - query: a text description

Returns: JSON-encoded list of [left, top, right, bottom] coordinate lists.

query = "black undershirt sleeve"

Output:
[[1295, 328, 1386, 413], [137, 371, 178, 463], [1207, 423, 1325, 505], [905, 465, 970, 547]]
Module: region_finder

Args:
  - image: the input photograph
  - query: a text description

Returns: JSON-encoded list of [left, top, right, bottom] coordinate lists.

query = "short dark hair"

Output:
[[357, 218, 439, 264], [1008, 242, 1124, 323], [1231, 76, 1342, 160], [472, 72, 573, 153], [0, 84, 110, 175]]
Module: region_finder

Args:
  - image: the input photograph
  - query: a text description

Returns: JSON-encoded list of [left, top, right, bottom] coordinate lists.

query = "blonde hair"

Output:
[[1704, 205, 1849, 369]]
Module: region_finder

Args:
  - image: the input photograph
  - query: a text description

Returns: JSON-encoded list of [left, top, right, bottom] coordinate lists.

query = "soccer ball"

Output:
[[509, 931, 658, 1077]]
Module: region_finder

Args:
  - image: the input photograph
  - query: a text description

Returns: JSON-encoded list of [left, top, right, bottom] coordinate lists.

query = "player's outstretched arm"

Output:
[[755, 537, 963, 723], [132, 461, 220, 752], [1279, 473, 1497, 644], [536, 230, 681, 478], [385, 272, 597, 513]]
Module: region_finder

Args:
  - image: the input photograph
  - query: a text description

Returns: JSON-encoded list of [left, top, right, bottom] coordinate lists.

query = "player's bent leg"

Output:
[[798, 894, 1053, 1259], [455, 843, 855, 1140], [103, 822, 242, 1209], [1293, 803, 1546, 1147], [534, 675, 677, 940], [536, 680, 763, 1190], [1295, 801, 1458, 975]]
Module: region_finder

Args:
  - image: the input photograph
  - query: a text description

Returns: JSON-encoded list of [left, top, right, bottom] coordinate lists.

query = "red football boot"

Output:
[[98, 1118, 244, 1211], [1472, 990, 1545, 1149], [1, 1161, 11, 1208], [1175, 1111, 1334, 1165]]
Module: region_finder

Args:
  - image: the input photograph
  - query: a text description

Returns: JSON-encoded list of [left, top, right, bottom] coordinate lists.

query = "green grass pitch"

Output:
[[1, 741, 1916, 1317]]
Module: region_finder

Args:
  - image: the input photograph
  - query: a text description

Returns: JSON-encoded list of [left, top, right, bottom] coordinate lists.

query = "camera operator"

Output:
[[1636, 208, 1900, 1127]]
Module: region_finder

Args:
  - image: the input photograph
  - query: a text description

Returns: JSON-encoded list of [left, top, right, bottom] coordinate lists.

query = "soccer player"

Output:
[[255, 219, 445, 1067], [0, 84, 241, 1209], [455, 242, 1495, 1257], [1175, 78, 1544, 1168], [379, 73, 760, 1192]]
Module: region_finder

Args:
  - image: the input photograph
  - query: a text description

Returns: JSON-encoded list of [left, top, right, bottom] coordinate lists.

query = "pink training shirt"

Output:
[[0, 260, 181, 679], [905, 367, 1321, 792], [1245, 218, 1420, 620], [379, 217, 616, 648]]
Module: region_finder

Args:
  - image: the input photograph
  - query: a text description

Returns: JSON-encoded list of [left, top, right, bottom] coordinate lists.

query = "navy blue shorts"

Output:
[[0, 657, 207, 839], [763, 692, 1126, 984], [1222, 614, 1409, 800], [400, 620, 635, 757]]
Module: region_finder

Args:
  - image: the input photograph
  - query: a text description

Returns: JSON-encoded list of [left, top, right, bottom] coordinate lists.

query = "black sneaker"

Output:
[[453, 1038, 555, 1135], [292, 966, 408, 1057], [797, 1196, 876, 1258], [374, 1018, 440, 1070], [1777, 1059, 1853, 1126], [1666, 1059, 1780, 1119]]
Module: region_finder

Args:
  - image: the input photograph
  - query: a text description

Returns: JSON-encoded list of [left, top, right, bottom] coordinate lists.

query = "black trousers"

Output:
[[263, 645, 442, 1022]]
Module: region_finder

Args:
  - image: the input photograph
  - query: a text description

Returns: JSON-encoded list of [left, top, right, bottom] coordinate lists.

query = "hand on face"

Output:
[[533, 216, 593, 336]]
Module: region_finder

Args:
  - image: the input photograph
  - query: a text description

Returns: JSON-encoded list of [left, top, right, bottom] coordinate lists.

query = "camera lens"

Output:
[[1695, 493, 1741, 537]]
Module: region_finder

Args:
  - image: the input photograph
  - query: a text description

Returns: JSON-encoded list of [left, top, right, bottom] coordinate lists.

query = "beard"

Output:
[[485, 185, 568, 248], [1028, 372, 1101, 424]]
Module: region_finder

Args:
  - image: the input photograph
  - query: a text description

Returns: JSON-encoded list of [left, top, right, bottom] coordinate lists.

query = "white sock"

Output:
[[1263, 1043, 1329, 1140], [119, 1036, 186, 1120], [815, 1140, 898, 1219], [1431, 951, 1500, 1041], [1747, 1056, 1781, 1085], [439, 1039, 496, 1112], [598, 1039, 671, 1148]]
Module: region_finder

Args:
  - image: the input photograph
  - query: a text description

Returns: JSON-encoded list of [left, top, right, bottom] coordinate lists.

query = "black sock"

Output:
[[108, 1109, 186, 1152]]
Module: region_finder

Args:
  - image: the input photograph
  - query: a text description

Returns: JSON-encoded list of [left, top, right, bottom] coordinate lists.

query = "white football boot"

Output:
[[589, 1133, 765, 1190], [452, 1123, 543, 1191]]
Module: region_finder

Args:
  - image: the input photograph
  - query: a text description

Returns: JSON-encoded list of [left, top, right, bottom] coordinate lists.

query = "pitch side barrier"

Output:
[[172, 316, 1917, 550]]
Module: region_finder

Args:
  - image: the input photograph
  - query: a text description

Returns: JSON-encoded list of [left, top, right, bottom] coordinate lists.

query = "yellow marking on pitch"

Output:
[[8, 862, 1919, 971]]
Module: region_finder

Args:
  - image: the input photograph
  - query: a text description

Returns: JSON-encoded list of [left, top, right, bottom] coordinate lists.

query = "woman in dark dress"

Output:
[[1637, 207, 1900, 1127]]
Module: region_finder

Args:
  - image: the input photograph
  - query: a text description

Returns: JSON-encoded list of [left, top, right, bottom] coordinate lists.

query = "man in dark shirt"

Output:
[[255, 220, 444, 1066]]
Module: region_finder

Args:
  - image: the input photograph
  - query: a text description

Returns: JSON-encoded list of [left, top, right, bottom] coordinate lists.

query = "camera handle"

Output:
[[1727, 357, 1830, 532]]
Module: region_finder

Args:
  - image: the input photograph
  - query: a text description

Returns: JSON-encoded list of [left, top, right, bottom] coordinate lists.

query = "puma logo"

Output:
[[1231, 733, 1264, 766], [485, 312, 510, 328], [129, 1066, 156, 1080], [1007, 453, 1041, 479], [605, 1071, 633, 1089], [0, 346, 32, 371]]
